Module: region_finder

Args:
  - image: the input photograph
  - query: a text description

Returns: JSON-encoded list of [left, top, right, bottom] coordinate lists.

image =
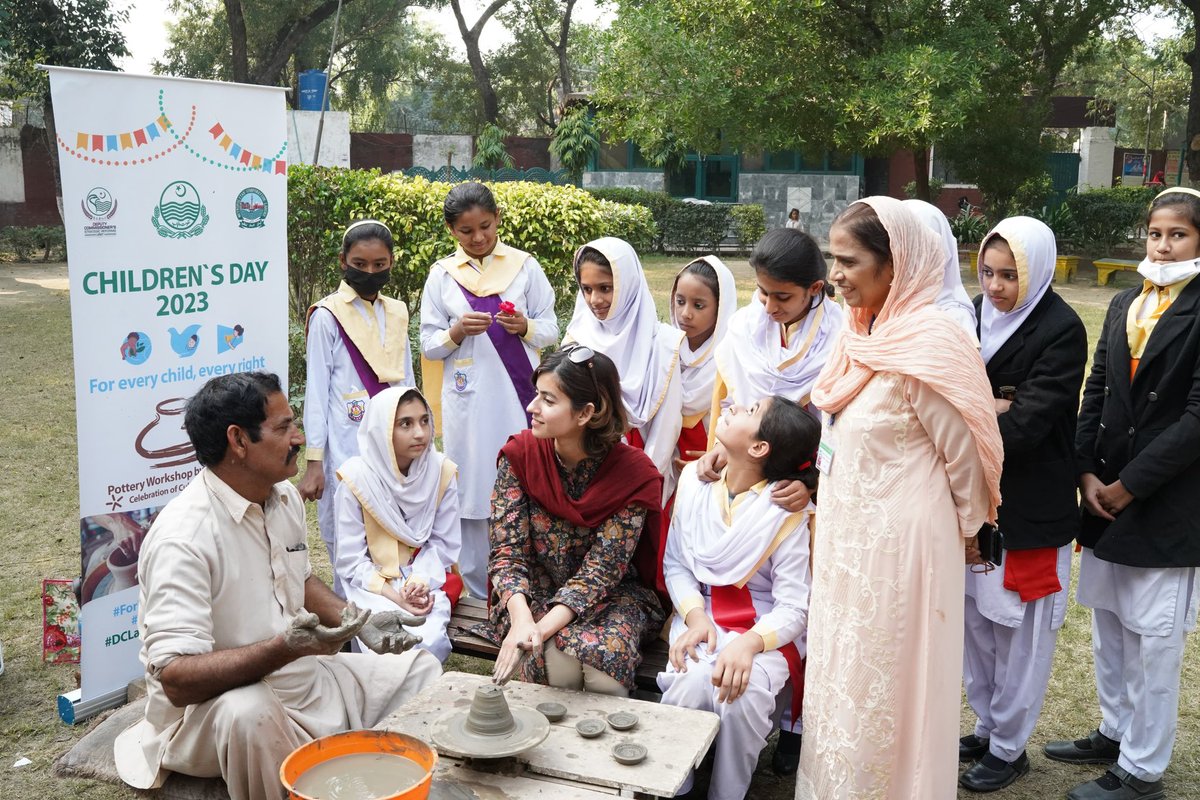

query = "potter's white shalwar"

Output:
[[333, 386, 462, 662], [1077, 548, 1199, 781], [658, 465, 811, 800], [420, 241, 558, 598], [113, 470, 440, 800], [305, 283, 414, 595]]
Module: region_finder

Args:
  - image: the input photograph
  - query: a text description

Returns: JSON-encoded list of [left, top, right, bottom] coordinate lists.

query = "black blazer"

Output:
[[1076, 276, 1200, 567], [975, 291, 1087, 550]]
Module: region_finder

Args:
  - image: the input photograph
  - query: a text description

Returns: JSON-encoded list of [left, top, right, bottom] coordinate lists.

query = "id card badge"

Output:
[[816, 413, 835, 474]]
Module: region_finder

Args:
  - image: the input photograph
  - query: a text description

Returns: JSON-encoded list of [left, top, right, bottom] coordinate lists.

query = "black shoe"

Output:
[[1065, 766, 1165, 800], [1044, 729, 1121, 765], [960, 734, 990, 763], [959, 751, 1030, 793], [772, 730, 802, 776]]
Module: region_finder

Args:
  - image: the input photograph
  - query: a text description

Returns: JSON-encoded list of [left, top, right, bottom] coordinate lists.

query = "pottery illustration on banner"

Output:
[[135, 397, 197, 469]]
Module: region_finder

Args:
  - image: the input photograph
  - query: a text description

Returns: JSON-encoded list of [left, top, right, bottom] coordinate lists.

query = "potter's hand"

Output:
[[284, 604, 370, 656], [359, 609, 425, 655]]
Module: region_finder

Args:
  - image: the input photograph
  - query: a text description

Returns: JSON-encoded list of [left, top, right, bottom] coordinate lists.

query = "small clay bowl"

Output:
[[606, 711, 638, 731], [576, 718, 606, 739], [536, 702, 567, 722], [612, 742, 647, 765]]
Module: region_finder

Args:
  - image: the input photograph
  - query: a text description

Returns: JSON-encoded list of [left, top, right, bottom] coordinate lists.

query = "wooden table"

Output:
[[378, 671, 720, 798]]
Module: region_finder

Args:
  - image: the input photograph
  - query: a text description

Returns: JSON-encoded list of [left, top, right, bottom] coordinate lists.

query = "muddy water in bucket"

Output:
[[293, 752, 424, 799]]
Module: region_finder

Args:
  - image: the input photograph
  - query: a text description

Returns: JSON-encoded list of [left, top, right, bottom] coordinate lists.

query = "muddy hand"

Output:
[[284, 604, 371, 652], [359, 608, 425, 655]]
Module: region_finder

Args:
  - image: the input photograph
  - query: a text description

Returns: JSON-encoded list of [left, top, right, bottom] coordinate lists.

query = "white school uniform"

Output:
[[332, 387, 462, 663], [565, 237, 684, 487], [420, 242, 558, 599], [305, 284, 414, 595], [963, 546, 1071, 762], [1077, 549, 1199, 781], [658, 464, 812, 800]]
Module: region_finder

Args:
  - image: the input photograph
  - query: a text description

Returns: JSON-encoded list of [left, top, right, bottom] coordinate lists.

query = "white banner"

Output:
[[48, 67, 289, 700]]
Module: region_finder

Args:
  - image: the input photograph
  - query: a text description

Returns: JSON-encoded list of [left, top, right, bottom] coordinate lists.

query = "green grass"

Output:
[[1, 258, 1197, 800]]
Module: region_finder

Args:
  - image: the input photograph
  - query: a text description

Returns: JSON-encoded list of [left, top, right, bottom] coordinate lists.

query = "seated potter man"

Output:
[[114, 372, 441, 800]]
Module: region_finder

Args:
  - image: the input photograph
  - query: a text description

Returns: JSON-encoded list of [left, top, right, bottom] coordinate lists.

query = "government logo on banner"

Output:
[[151, 180, 208, 238]]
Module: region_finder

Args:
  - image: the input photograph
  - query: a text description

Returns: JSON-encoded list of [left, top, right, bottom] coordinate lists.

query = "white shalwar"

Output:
[[420, 242, 558, 599], [658, 466, 812, 800], [963, 545, 1071, 762], [1077, 548, 1199, 781], [305, 284, 414, 595], [113, 470, 440, 800]]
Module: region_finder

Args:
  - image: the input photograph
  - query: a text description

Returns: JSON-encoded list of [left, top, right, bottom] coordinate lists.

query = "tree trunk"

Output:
[[223, 0, 249, 83], [911, 147, 932, 201], [556, 0, 576, 97], [450, 0, 510, 125], [41, 95, 64, 223], [1184, 0, 1200, 182]]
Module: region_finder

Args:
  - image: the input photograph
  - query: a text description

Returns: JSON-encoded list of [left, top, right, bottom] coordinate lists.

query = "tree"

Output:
[[1185, 1, 1200, 179], [0, 0, 129, 209], [448, 0, 511, 124], [489, 1, 589, 133]]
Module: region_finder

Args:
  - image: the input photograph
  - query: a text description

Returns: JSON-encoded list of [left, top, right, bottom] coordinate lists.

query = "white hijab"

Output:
[[670, 255, 738, 416], [336, 386, 448, 547], [977, 216, 1056, 365], [715, 292, 843, 408], [903, 199, 978, 336], [672, 464, 810, 587], [565, 237, 685, 428]]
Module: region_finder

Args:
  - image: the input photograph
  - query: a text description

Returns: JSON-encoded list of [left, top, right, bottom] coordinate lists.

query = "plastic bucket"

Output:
[[280, 730, 437, 800]]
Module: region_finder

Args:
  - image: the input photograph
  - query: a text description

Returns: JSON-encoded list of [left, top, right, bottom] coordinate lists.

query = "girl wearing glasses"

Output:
[[565, 238, 685, 488], [420, 182, 559, 600], [958, 218, 1086, 793], [476, 348, 666, 694], [660, 396, 817, 800]]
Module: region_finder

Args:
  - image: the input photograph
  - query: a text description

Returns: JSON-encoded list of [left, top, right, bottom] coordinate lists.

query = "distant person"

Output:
[[1148, 169, 1165, 188], [785, 208, 803, 229]]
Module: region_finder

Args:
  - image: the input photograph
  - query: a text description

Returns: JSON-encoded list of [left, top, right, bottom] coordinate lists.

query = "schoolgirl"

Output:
[[664, 255, 738, 502], [659, 396, 817, 800], [958, 217, 1087, 792], [1046, 188, 1200, 800], [333, 387, 461, 661], [902, 198, 978, 336], [299, 220, 414, 595], [564, 237, 685, 487], [419, 182, 559, 600]]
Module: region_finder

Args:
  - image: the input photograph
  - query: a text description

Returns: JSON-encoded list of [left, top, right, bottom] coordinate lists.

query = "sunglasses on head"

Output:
[[564, 345, 600, 399]]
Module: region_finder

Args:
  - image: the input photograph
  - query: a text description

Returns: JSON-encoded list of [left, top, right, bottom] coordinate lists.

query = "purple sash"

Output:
[[457, 283, 535, 423], [326, 312, 390, 397]]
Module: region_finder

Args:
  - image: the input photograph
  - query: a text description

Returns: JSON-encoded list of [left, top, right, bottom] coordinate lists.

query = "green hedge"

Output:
[[586, 187, 765, 253], [1063, 186, 1157, 253], [287, 166, 656, 325], [0, 225, 66, 262]]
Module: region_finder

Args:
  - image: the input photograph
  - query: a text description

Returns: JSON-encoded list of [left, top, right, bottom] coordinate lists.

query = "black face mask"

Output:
[[343, 266, 391, 297]]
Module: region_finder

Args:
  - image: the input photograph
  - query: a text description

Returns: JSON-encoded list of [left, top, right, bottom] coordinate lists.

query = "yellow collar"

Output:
[[439, 240, 528, 297]]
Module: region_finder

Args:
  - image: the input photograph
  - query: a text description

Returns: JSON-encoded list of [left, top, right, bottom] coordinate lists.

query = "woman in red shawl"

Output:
[[475, 347, 665, 694]]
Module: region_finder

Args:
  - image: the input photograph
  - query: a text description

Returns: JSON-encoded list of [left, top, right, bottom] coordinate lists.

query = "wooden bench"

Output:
[[448, 596, 670, 694], [1093, 258, 1140, 286]]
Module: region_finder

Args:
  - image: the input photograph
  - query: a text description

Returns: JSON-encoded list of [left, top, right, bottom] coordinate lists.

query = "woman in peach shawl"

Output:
[[796, 197, 1003, 800]]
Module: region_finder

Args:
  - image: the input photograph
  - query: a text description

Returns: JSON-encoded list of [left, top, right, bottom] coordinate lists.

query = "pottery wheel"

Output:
[[431, 705, 550, 759]]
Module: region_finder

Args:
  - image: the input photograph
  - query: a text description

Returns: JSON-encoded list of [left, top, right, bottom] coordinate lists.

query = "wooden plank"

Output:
[[377, 672, 718, 798]]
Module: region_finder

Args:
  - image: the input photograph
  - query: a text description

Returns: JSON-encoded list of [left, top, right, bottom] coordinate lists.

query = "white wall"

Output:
[[286, 110, 350, 168], [0, 128, 25, 203], [1077, 127, 1116, 192], [412, 134, 473, 170]]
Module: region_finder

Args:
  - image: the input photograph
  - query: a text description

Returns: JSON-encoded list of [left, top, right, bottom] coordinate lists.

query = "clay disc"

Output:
[[576, 718, 606, 739], [606, 711, 638, 731], [536, 702, 567, 722], [612, 742, 647, 765], [431, 705, 550, 759]]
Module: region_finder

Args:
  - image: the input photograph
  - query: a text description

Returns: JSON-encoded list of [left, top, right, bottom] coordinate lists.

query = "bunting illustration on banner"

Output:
[[57, 103, 197, 168], [73, 114, 171, 152], [209, 122, 288, 174]]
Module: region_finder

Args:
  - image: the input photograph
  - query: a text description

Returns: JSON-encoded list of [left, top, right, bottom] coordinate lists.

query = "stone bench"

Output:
[[1093, 258, 1140, 286]]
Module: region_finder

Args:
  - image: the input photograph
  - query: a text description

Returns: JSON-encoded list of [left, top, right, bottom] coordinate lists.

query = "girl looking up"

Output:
[[660, 396, 817, 800], [1045, 188, 1200, 800], [299, 220, 414, 595], [420, 182, 559, 600]]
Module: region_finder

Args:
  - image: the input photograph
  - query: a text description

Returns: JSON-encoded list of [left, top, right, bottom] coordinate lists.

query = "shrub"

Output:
[[661, 202, 731, 253], [595, 199, 657, 254], [472, 123, 513, 170], [730, 204, 766, 252], [949, 209, 989, 246], [1032, 203, 1080, 252], [0, 225, 66, 262], [550, 107, 598, 183], [287, 164, 657, 330], [903, 178, 945, 202], [1064, 186, 1156, 253], [587, 187, 677, 251]]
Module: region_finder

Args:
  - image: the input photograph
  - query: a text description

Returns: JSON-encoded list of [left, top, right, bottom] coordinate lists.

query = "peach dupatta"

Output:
[[812, 195, 1002, 524]]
